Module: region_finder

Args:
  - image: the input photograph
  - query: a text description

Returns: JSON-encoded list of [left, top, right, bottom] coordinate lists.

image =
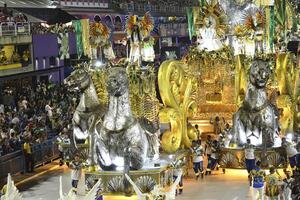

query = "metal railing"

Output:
[[0, 22, 31, 36], [59, 0, 109, 8], [0, 139, 59, 180]]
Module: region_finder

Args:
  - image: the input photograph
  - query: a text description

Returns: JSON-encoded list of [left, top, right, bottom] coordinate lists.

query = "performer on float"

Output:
[[89, 15, 115, 62], [141, 35, 155, 64], [126, 12, 154, 65], [190, 140, 204, 179], [244, 139, 256, 186], [197, 16, 223, 52], [253, 12, 264, 54]]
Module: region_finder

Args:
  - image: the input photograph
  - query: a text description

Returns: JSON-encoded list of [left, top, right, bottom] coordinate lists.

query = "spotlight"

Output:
[[116, 166, 124, 171], [94, 60, 103, 68]]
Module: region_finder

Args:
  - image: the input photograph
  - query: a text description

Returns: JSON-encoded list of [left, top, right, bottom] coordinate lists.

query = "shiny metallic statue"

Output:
[[65, 65, 159, 171], [94, 67, 150, 170], [231, 59, 281, 147]]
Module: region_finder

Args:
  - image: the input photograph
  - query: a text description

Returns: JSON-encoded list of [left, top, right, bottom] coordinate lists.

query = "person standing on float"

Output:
[[129, 24, 142, 64]]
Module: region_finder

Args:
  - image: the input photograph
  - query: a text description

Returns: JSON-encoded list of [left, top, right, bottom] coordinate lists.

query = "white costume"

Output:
[[198, 26, 223, 51], [129, 33, 142, 63]]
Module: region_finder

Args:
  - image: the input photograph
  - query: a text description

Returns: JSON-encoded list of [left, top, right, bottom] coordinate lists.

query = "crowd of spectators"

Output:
[[0, 82, 79, 157], [113, 0, 198, 13], [31, 23, 75, 35], [0, 3, 28, 23]]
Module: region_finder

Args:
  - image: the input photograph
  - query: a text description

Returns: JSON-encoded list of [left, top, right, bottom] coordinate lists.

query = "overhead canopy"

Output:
[[11, 9, 46, 23], [0, 0, 53, 8], [14, 8, 77, 25]]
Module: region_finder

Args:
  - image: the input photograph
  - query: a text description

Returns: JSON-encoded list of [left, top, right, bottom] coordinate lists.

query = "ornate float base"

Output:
[[85, 151, 187, 195], [218, 147, 287, 169]]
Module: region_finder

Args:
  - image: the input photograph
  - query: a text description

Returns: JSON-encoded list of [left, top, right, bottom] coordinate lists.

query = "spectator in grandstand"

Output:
[[0, 82, 79, 160]]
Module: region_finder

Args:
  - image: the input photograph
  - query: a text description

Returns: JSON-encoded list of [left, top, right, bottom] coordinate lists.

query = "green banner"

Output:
[[269, 6, 274, 52], [72, 20, 84, 58], [187, 7, 194, 40]]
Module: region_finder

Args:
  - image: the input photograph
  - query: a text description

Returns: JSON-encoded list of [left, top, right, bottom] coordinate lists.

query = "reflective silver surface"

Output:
[[231, 59, 281, 147], [65, 66, 159, 171]]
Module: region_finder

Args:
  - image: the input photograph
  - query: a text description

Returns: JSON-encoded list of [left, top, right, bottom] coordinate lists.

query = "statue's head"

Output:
[[106, 67, 128, 97], [64, 67, 90, 91], [249, 59, 270, 88]]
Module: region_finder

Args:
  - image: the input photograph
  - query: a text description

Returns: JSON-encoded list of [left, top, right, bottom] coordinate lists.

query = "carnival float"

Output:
[[57, 0, 300, 198]]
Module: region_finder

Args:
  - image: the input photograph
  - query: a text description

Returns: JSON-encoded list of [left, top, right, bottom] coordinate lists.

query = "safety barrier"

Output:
[[0, 22, 31, 36], [0, 139, 59, 180], [59, 0, 109, 8]]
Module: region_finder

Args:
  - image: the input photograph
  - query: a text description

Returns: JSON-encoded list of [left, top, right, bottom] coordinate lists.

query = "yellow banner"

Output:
[[193, 7, 201, 32], [81, 19, 91, 57], [0, 63, 22, 70]]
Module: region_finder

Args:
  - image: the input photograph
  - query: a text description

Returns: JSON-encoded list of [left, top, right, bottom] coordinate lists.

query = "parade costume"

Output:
[[265, 172, 281, 200], [206, 141, 219, 175], [126, 13, 154, 65], [190, 142, 204, 179], [70, 160, 83, 193], [170, 159, 184, 195], [89, 19, 115, 61], [197, 17, 223, 52], [56, 132, 71, 166], [250, 166, 265, 200], [283, 140, 300, 169], [244, 143, 256, 173]]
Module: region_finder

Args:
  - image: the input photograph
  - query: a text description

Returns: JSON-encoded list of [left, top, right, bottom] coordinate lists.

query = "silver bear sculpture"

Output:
[[231, 59, 281, 148]]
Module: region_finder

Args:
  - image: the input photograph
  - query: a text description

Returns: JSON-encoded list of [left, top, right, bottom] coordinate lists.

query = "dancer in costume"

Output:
[[69, 154, 83, 194], [244, 138, 256, 186], [190, 140, 204, 179], [250, 161, 265, 200], [265, 167, 281, 200], [90, 15, 115, 62], [197, 16, 223, 52], [170, 159, 184, 195], [282, 137, 300, 172], [126, 12, 155, 65], [206, 140, 220, 175]]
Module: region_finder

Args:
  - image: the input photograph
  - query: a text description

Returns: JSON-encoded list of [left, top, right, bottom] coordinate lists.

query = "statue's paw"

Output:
[[152, 154, 160, 161], [74, 128, 89, 140], [99, 163, 116, 171]]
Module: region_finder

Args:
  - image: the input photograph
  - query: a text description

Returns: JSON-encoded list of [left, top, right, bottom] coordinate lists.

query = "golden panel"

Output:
[[158, 60, 197, 153]]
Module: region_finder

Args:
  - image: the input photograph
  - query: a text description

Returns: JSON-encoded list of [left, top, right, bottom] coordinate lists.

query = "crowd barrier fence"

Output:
[[0, 22, 30, 36], [0, 138, 59, 180]]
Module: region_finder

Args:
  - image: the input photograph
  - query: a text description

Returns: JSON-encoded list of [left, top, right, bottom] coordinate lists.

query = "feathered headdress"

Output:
[[126, 15, 138, 35], [126, 12, 154, 37], [241, 7, 265, 31], [90, 22, 110, 39], [234, 24, 246, 37], [139, 12, 154, 37]]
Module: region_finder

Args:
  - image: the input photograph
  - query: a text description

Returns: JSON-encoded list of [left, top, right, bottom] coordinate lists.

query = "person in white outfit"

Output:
[[70, 154, 83, 194]]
